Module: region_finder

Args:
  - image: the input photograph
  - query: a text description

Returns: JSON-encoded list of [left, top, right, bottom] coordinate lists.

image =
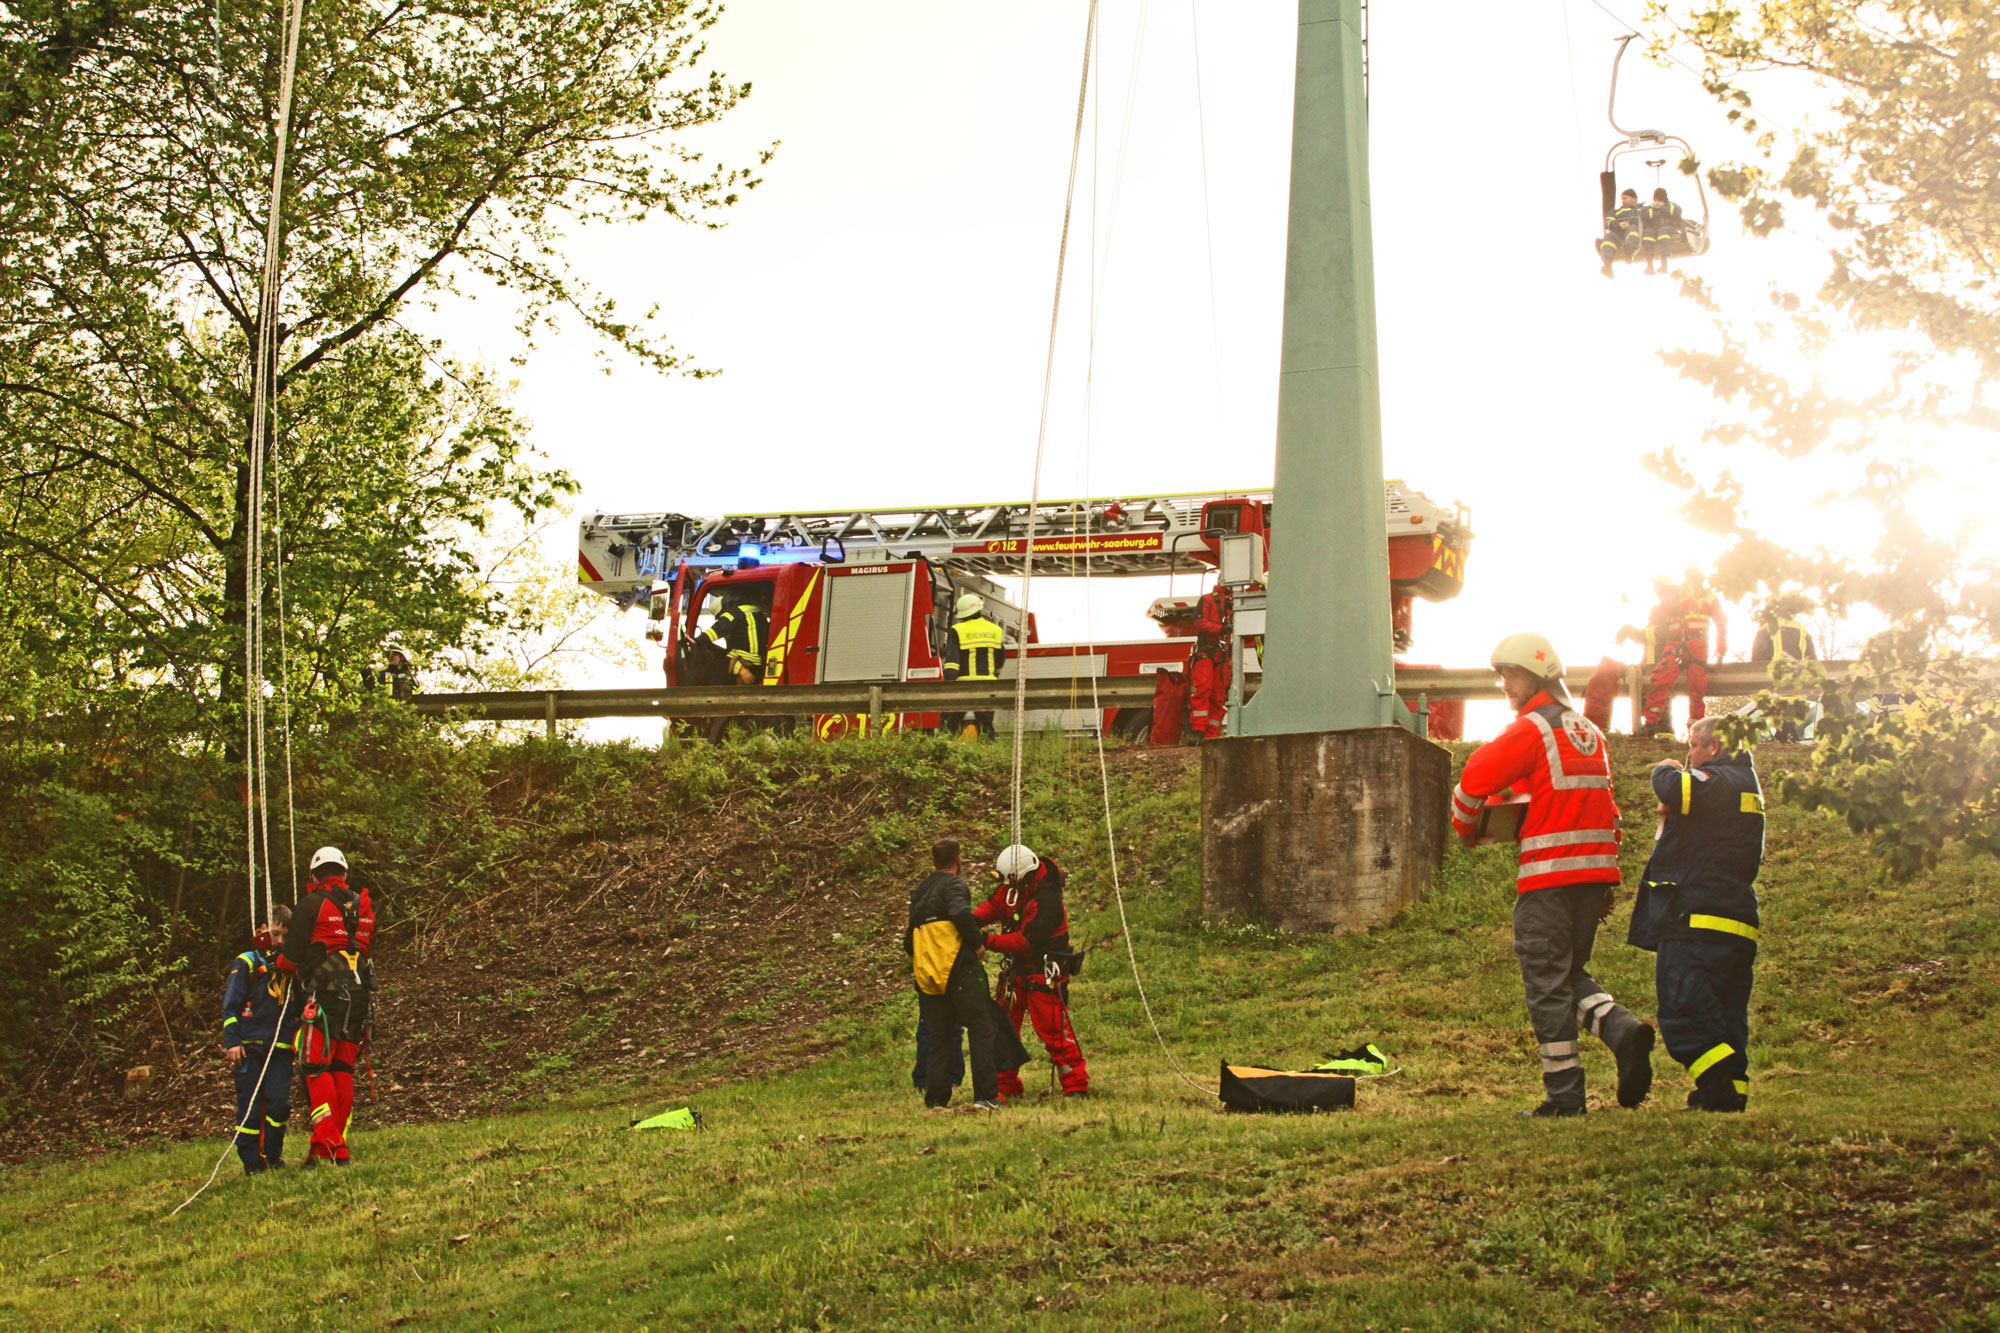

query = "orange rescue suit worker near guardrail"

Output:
[[1188, 587, 1232, 740], [941, 593, 1006, 741], [975, 845, 1089, 1099], [276, 847, 377, 1166], [1450, 633, 1657, 1117], [1628, 717, 1763, 1112], [1621, 574, 1728, 735]]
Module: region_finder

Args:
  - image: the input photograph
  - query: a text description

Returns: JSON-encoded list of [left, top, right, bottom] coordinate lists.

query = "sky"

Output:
[[419, 1, 1984, 741]]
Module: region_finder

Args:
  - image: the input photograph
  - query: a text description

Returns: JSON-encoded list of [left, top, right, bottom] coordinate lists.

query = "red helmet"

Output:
[[252, 922, 278, 950]]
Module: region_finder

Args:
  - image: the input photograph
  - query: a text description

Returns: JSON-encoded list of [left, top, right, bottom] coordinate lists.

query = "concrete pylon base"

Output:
[[1201, 726, 1452, 934]]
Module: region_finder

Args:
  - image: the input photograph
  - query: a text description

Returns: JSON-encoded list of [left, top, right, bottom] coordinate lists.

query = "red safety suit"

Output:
[[278, 875, 376, 1163], [1149, 669, 1188, 747], [973, 856, 1088, 1097], [1187, 589, 1231, 740], [1449, 690, 1622, 893], [1641, 584, 1727, 732]]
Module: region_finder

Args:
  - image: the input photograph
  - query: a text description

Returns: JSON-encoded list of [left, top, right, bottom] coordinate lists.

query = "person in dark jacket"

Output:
[[976, 844, 1090, 1099], [1629, 717, 1763, 1111], [1598, 187, 1643, 277], [278, 846, 377, 1164], [905, 839, 1001, 1110], [221, 906, 300, 1173], [1641, 187, 1685, 274]]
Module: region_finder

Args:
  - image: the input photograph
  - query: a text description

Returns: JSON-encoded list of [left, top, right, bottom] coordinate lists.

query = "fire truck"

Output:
[[577, 483, 1472, 739]]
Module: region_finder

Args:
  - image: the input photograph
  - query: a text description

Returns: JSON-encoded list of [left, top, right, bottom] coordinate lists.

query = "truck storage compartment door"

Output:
[[819, 571, 914, 682]]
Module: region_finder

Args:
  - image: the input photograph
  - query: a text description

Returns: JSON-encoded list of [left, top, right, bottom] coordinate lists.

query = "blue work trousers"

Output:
[[1657, 934, 1756, 1094], [232, 1046, 293, 1172]]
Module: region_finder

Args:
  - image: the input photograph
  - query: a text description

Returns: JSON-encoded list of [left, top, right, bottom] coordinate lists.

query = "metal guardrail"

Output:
[[412, 661, 1844, 735]]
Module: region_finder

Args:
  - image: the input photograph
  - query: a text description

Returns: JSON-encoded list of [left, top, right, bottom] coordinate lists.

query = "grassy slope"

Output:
[[2, 738, 1996, 1332]]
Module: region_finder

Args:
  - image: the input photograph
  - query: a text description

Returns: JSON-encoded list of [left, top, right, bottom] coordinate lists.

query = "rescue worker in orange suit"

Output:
[[1450, 634, 1656, 1116], [221, 905, 299, 1173], [941, 593, 1006, 740], [1624, 575, 1727, 734], [975, 845, 1089, 1099], [277, 846, 376, 1166], [1187, 586, 1232, 740], [1629, 717, 1763, 1112]]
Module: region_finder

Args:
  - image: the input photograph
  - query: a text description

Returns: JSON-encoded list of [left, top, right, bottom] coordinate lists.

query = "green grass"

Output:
[[2, 738, 1997, 1331]]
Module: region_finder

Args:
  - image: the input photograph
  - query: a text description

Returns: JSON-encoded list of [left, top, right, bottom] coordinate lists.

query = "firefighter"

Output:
[[277, 846, 377, 1166], [1450, 634, 1656, 1116], [1598, 187, 1644, 277], [361, 643, 414, 699], [1751, 614, 1819, 741], [941, 592, 1006, 741], [221, 906, 300, 1174], [1642, 187, 1684, 275], [701, 592, 770, 686], [975, 845, 1089, 1099], [1628, 717, 1762, 1112], [1187, 585, 1231, 741]]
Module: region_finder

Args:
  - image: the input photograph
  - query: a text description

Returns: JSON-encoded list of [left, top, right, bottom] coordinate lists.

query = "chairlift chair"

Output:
[[1598, 33, 1709, 263]]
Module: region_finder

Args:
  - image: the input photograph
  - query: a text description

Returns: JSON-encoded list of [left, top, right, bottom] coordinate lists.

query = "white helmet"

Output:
[[954, 593, 985, 621], [995, 844, 1039, 881], [1490, 632, 1563, 681], [309, 846, 348, 875]]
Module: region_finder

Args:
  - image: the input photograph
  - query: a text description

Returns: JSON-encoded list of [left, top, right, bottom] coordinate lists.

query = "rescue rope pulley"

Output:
[[1598, 32, 1709, 261]]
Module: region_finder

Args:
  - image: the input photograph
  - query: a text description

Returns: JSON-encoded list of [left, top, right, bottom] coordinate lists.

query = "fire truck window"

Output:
[[1207, 505, 1242, 534]]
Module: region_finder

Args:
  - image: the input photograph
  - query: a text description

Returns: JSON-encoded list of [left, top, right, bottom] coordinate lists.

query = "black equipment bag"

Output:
[[1219, 1061, 1355, 1114]]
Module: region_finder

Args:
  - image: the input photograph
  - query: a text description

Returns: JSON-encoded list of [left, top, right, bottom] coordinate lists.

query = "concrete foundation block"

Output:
[[1201, 725, 1452, 934]]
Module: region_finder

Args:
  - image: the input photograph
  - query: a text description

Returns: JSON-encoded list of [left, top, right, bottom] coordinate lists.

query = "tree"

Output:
[[1647, 0, 2000, 874], [0, 0, 766, 721]]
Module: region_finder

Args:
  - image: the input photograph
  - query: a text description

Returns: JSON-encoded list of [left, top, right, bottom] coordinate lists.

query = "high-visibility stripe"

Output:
[[267, 1115, 285, 1127], [763, 569, 821, 683], [1680, 772, 1693, 814], [1526, 709, 1613, 791], [1538, 1041, 1579, 1057], [1540, 1055, 1583, 1072], [1740, 792, 1764, 814], [1732, 1079, 1749, 1095], [1689, 914, 1759, 941], [1576, 991, 1617, 1034], [1688, 1043, 1735, 1080], [1519, 828, 1619, 853], [1518, 854, 1620, 881]]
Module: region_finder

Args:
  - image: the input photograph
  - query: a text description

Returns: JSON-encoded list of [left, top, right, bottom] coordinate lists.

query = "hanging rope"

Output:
[[174, 0, 308, 1220], [1008, 0, 1099, 849]]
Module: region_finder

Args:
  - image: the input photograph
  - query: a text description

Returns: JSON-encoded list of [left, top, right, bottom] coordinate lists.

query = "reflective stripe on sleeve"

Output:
[[1450, 785, 1480, 820], [1689, 914, 1760, 941], [1519, 828, 1619, 853], [1680, 772, 1693, 814], [1688, 1043, 1735, 1080], [1741, 792, 1764, 814], [1518, 854, 1621, 881]]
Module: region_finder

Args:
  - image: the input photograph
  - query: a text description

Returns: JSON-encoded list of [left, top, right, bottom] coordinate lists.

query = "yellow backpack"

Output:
[[911, 918, 961, 996]]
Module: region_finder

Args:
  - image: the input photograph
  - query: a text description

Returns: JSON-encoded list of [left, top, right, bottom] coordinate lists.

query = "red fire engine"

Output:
[[577, 484, 1471, 739]]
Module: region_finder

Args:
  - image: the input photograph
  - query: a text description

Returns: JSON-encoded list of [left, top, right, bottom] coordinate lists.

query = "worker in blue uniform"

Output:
[[1628, 716, 1763, 1111], [1598, 187, 1644, 277], [221, 907, 302, 1172], [1641, 188, 1685, 275]]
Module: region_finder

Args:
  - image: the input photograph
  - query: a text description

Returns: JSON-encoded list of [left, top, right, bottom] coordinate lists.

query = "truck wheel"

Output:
[[1113, 707, 1154, 743]]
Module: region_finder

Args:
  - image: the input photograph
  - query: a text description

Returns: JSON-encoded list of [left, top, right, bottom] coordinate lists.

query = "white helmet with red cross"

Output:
[[1490, 633, 1563, 682], [995, 844, 1040, 882]]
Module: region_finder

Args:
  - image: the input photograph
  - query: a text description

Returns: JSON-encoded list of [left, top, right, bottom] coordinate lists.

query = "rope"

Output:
[[1008, 0, 1098, 849], [179, 0, 308, 1217], [272, 462, 300, 899]]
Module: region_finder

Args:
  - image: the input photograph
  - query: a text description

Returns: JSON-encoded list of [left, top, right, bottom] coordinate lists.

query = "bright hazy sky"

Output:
[[421, 1, 1983, 740]]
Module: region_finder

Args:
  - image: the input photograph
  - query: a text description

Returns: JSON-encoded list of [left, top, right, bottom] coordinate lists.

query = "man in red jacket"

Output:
[[1187, 587, 1231, 740], [1450, 634, 1655, 1116], [277, 846, 377, 1165], [975, 844, 1089, 1099]]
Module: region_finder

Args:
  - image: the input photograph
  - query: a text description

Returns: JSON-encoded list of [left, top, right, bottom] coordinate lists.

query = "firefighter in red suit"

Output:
[[975, 845, 1089, 1099], [276, 846, 377, 1165], [1626, 575, 1728, 734], [1187, 586, 1231, 740], [1449, 634, 1656, 1116]]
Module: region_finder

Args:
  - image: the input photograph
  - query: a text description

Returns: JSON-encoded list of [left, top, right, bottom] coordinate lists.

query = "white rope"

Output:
[[1008, 0, 1099, 848], [166, 992, 292, 1218], [272, 462, 300, 899], [183, 0, 308, 1217]]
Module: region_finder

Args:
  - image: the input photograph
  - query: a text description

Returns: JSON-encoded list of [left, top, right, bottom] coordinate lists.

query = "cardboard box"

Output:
[[1475, 794, 1531, 846]]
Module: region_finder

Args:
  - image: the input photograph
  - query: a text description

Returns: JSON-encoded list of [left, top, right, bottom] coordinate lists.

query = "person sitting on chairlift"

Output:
[[1598, 188, 1644, 278], [1642, 187, 1685, 276]]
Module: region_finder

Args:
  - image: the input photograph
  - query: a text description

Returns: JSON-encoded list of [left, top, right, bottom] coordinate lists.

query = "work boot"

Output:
[[1685, 1084, 1748, 1113], [971, 1099, 1004, 1111], [1065, 1088, 1091, 1100], [1614, 1022, 1656, 1109], [1519, 1101, 1586, 1118]]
